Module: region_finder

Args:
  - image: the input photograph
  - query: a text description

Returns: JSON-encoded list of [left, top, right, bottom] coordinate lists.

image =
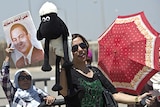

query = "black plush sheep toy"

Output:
[[37, 1, 72, 91]]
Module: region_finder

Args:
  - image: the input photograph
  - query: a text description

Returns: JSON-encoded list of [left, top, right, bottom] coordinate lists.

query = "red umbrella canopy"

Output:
[[98, 11, 160, 94]]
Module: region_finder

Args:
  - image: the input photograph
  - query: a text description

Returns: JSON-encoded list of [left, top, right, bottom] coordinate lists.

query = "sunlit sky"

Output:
[[0, 0, 160, 41]]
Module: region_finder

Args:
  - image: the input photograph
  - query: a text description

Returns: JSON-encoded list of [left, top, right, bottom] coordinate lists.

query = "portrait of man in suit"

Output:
[[10, 23, 44, 68]]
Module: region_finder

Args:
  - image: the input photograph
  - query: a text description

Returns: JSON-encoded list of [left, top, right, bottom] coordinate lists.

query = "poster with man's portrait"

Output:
[[2, 11, 44, 68]]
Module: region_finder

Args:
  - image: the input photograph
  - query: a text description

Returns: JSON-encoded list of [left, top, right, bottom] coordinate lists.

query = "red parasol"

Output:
[[98, 11, 160, 94]]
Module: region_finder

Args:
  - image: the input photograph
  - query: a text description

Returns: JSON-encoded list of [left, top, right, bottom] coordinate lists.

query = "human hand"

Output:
[[5, 44, 14, 61], [43, 96, 55, 105], [5, 44, 14, 56], [139, 92, 156, 106]]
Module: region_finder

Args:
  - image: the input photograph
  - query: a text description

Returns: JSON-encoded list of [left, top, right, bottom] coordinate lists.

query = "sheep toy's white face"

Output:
[[39, 1, 57, 16]]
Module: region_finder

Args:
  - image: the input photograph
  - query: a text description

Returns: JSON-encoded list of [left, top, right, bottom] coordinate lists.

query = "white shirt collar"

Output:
[[23, 46, 33, 65]]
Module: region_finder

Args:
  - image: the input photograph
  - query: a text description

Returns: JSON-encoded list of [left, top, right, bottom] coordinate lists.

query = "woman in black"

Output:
[[63, 33, 155, 107]]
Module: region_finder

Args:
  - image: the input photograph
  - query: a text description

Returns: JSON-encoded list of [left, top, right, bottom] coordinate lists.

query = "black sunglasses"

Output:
[[72, 42, 87, 52], [18, 75, 32, 81]]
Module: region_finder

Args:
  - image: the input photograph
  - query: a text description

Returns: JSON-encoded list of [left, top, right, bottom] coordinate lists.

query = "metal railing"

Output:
[[33, 77, 66, 107], [33, 77, 55, 92]]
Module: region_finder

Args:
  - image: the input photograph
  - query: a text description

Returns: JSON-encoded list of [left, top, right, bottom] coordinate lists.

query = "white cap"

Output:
[[39, 1, 57, 16], [14, 69, 32, 88]]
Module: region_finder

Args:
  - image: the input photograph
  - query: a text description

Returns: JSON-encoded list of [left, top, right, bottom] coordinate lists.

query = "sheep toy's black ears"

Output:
[[37, 29, 51, 71], [37, 28, 43, 40], [37, 29, 52, 71]]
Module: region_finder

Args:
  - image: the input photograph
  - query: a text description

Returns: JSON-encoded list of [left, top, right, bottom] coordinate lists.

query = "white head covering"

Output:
[[14, 68, 32, 88], [39, 1, 58, 16], [13, 69, 41, 106]]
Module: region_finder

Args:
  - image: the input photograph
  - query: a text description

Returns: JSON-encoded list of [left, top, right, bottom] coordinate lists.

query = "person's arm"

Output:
[[36, 88, 55, 105], [43, 95, 56, 105], [93, 66, 155, 106], [59, 68, 68, 97], [113, 92, 155, 106], [0, 46, 15, 104]]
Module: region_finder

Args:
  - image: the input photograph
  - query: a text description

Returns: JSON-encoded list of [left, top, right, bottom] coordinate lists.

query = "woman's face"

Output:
[[18, 71, 32, 90], [72, 37, 88, 63]]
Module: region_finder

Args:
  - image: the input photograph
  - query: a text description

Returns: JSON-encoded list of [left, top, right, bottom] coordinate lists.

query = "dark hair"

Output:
[[71, 33, 89, 50]]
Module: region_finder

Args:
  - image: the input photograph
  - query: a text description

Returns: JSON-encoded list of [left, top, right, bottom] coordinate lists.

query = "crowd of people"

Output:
[[0, 33, 158, 107]]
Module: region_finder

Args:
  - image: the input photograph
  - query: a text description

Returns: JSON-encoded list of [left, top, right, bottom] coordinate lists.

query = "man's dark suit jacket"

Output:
[[16, 47, 44, 68]]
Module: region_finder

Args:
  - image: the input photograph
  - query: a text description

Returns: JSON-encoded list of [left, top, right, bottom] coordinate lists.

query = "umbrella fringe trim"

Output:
[[112, 66, 152, 89]]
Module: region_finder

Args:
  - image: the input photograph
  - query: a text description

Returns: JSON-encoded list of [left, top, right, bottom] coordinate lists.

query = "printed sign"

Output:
[[2, 11, 44, 68]]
